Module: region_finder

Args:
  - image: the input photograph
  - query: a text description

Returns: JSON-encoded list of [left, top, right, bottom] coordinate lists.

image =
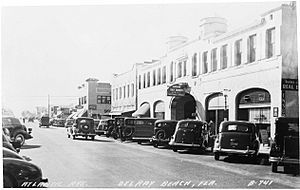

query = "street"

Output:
[[20, 121, 299, 188]]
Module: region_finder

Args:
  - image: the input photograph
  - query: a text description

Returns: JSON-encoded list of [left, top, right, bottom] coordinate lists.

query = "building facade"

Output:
[[111, 4, 298, 141], [78, 78, 111, 118]]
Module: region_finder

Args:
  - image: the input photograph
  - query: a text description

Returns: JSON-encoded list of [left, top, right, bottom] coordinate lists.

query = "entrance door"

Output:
[[171, 93, 196, 120]]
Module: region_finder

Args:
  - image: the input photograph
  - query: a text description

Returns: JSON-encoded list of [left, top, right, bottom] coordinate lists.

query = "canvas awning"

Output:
[[132, 103, 150, 117]]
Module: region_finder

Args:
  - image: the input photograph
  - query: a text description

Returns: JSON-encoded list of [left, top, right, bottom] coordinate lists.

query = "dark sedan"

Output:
[[2, 116, 33, 146], [3, 148, 48, 187], [151, 120, 178, 148]]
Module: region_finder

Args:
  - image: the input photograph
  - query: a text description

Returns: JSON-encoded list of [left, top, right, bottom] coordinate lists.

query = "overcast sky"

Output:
[[1, 0, 289, 116]]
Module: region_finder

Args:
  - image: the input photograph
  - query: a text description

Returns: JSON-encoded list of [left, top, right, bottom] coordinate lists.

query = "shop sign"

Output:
[[167, 83, 189, 97], [281, 91, 286, 116], [88, 105, 97, 110], [282, 78, 298, 91]]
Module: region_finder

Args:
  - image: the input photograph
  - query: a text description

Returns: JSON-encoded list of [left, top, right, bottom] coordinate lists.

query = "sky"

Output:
[[1, 0, 290, 116]]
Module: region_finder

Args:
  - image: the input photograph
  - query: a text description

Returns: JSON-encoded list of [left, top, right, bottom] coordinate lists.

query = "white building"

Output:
[[121, 4, 298, 142]]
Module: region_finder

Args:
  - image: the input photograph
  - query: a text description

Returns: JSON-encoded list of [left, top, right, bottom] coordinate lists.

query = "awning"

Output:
[[132, 103, 150, 117]]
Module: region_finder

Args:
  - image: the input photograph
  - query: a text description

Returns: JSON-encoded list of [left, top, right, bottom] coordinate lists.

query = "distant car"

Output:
[[213, 121, 260, 160], [126, 118, 157, 144], [151, 120, 178, 148], [67, 117, 96, 140], [169, 120, 208, 152], [2, 116, 33, 146], [52, 118, 66, 127], [269, 117, 299, 174], [39, 116, 50, 128], [64, 112, 77, 128], [3, 148, 48, 188]]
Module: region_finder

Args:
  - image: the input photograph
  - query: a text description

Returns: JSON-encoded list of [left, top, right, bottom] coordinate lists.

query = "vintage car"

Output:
[[269, 117, 299, 174], [105, 119, 115, 137], [95, 119, 108, 136], [151, 120, 178, 148], [3, 148, 48, 187], [2, 116, 33, 146], [64, 112, 77, 128], [126, 118, 157, 144], [67, 117, 96, 140], [213, 121, 260, 160], [39, 116, 50, 128], [169, 120, 208, 152], [52, 118, 66, 127]]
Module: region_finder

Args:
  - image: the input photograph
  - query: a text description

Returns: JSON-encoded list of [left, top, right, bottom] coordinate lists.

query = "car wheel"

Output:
[[214, 153, 220, 160], [106, 133, 110, 138], [4, 175, 14, 188], [91, 136, 95, 140], [153, 142, 158, 148], [138, 141, 142, 144], [72, 135, 76, 140], [271, 162, 278, 173], [14, 133, 25, 146], [67, 134, 70, 138], [172, 149, 177, 152]]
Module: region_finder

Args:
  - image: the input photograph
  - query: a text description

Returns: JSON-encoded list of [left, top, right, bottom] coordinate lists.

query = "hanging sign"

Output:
[[167, 83, 189, 96], [282, 78, 298, 91]]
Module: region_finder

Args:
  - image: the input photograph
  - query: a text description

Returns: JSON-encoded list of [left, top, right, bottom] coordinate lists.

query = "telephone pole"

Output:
[[48, 94, 50, 117]]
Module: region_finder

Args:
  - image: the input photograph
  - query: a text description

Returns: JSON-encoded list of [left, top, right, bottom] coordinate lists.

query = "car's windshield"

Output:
[[222, 124, 253, 133], [2, 117, 21, 126]]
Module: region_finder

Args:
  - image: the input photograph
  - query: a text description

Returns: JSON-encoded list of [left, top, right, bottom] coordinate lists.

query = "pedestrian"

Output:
[[208, 120, 215, 136], [23, 118, 26, 123]]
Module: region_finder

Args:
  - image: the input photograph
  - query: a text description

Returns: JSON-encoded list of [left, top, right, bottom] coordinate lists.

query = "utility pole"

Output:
[[48, 94, 50, 117]]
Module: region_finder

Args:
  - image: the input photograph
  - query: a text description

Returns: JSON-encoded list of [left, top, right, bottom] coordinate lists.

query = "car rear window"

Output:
[[222, 124, 252, 133], [2, 118, 21, 125], [179, 122, 203, 129]]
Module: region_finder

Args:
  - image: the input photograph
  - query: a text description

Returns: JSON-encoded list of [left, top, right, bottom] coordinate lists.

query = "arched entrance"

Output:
[[206, 93, 229, 135], [236, 88, 271, 144], [153, 101, 165, 119], [171, 93, 196, 120]]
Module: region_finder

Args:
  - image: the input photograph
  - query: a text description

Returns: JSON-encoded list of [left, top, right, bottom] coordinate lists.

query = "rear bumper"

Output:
[[151, 137, 170, 144], [73, 132, 96, 137], [169, 142, 202, 148], [95, 130, 106, 135], [132, 137, 152, 141], [269, 157, 299, 165], [214, 148, 256, 155]]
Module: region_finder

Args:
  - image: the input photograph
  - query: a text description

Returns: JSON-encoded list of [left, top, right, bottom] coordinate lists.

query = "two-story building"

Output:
[[77, 78, 111, 118], [113, 4, 298, 142]]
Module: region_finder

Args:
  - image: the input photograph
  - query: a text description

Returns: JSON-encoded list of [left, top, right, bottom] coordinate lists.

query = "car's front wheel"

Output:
[[172, 148, 177, 152], [91, 136, 95, 140], [271, 162, 278, 173], [72, 135, 76, 140], [14, 133, 25, 146]]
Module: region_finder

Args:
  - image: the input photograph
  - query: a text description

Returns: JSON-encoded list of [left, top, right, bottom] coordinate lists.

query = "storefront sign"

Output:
[[260, 129, 269, 144], [282, 78, 298, 91], [281, 91, 286, 116], [88, 105, 97, 110], [167, 83, 189, 97]]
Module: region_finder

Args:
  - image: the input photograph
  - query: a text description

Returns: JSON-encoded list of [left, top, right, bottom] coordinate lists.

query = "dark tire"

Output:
[[138, 141, 142, 144], [72, 135, 76, 140], [106, 133, 110, 138], [4, 175, 14, 188], [67, 134, 70, 138], [91, 136, 95, 140], [272, 162, 278, 173], [214, 153, 220, 160], [14, 133, 25, 146], [173, 149, 177, 152], [156, 130, 165, 140], [153, 142, 158, 148]]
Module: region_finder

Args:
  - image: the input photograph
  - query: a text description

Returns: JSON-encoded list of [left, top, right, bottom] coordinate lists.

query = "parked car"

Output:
[[2, 116, 33, 146], [213, 121, 260, 160], [3, 148, 48, 187], [269, 117, 299, 174], [2, 130, 22, 153], [126, 118, 157, 144], [67, 117, 96, 140], [64, 112, 77, 128], [95, 119, 108, 136], [52, 118, 66, 127], [39, 116, 50, 128], [151, 120, 178, 148], [169, 120, 208, 152]]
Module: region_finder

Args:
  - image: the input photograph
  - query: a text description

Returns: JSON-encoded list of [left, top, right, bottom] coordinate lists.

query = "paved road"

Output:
[[19, 121, 299, 188]]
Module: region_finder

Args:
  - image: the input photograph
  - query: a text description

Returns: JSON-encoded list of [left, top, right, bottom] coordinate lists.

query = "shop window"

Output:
[[138, 75, 141, 89], [192, 53, 197, 76], [170, 62, 174, 82], [131, 83, 134, 97], [211, 48, 217, 72], [152, 70, 156, 86], [235, 39, 242, 66], [248, 34, 256, 63], [177, 62, 182, 78], [143, 73, 146, 88], [183, 61, 187, 76], [147, 72, 150, 87], [266, 28, 275, 58], [97, 95, 111, 104], [162, 66, 166, 84], [220, 44, 228, 69], [202, 51, 208, 74], [157, 68, 161, 85]]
